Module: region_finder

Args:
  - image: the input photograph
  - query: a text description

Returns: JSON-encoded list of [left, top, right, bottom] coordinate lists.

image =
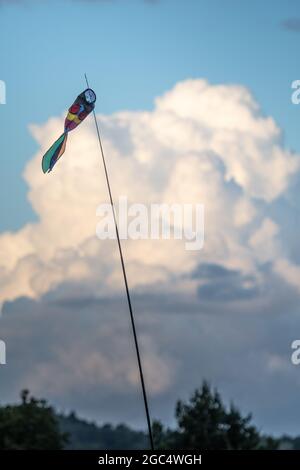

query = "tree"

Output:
[[0, 390, 68, 449], [153, 381, 279, 450]]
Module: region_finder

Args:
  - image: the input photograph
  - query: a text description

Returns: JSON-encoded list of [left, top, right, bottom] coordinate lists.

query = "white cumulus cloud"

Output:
[[0, 78, 299, 307]]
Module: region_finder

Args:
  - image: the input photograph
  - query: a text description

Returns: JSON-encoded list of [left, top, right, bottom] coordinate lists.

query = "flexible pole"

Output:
[[85, 74, 154, 450]]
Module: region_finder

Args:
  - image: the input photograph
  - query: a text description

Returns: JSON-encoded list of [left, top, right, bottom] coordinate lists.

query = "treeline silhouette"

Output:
[[0, 382, 297, 449]]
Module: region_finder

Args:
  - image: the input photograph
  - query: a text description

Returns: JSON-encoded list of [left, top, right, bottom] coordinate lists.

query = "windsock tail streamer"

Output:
[[42, 132, 68, 173]]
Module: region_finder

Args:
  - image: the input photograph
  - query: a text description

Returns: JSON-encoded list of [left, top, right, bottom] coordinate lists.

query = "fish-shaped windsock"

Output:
[[42, 88, 97, 173]]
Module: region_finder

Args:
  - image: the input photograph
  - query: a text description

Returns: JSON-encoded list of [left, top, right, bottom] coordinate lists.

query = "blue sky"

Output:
[[1, 0, 300, 230]]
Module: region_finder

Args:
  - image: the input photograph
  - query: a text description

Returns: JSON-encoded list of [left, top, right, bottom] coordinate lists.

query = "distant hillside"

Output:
[[58, 412, 148, 450], [59, 412, 300, 450], [278, 436, 300, 450]]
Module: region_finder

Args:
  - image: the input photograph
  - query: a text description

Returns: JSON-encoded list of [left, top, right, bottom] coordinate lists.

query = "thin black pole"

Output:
[[85, 74, 154, 451]]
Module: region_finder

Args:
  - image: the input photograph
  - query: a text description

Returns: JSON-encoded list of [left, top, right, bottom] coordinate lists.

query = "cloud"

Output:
[[0, 78, 299, 309], [0, 294, 176, 424], [281, 18, 300, 32], [193, 263, 259, 301], [2, 280, 300, 434]]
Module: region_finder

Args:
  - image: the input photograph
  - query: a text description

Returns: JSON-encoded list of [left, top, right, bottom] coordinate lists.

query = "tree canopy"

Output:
[[0, 390, 67, 450], [153, 381, 278, 450]]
